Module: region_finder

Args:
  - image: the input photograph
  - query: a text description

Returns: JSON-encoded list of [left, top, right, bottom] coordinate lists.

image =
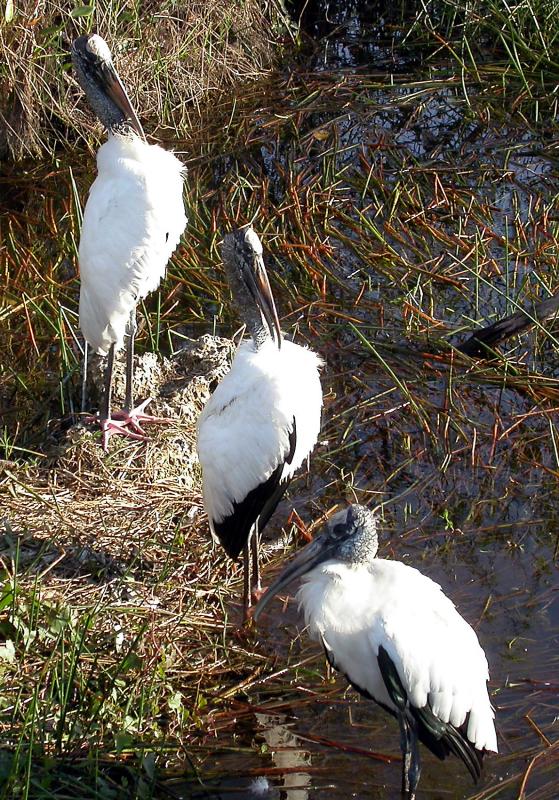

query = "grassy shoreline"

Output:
[[1, 1, 559, 797], [0, 0, 292, 161], [2, 1, 558, 163]]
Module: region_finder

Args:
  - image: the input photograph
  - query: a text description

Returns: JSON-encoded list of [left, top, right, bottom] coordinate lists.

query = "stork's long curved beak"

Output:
[[253, 534, 334, 622], [72, 35, 145, 141], [250, 251, 282, 349], [99, 63, 145, 140]]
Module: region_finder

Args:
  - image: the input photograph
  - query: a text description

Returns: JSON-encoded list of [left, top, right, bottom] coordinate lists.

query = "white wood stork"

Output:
[[196, 226, 323, 611], [254, 504, 498, 799], [72, 34, 187, 449]]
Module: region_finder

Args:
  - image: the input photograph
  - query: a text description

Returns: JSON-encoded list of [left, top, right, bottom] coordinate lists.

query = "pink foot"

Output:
[[83, 398, 172, 451], [101, 417, 148, 451], [241, 586, 266, 626], [251, 586, 265, 604], [110, 398, 172, 435]]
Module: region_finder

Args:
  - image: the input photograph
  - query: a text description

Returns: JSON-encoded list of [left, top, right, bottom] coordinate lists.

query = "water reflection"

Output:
[[255, 711, 312, 799], [286, 0, 424, 69]]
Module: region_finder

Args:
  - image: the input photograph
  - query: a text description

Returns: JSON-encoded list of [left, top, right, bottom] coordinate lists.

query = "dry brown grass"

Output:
[[0, 0, 290, 160], [0, 338, 277, 794]]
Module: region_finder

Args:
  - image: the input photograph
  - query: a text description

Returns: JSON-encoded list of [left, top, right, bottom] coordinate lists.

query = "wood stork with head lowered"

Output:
[[196, 226, 323, 612], [254, 504, 498, 799], [72, 34, 187, 449]]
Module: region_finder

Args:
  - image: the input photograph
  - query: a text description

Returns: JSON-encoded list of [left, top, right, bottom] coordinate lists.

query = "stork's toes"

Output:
[[101, 418, 149, 451], [112, 398, 172, 434]]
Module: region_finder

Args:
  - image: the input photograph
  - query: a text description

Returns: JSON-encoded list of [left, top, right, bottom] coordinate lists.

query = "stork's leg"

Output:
[[243, 542, 251, 619], [397, 712, 421, 800], [124, 308, 136, 412], [408, 721, 421, 799], [250, 522, 262, 600], [81, 340, 89, 413], [97, 343, 148, 450], [101, 343, 115, 423], [82, 331, 147, 450], [109, 308, 171, 435], [241, 527, 263, 623]]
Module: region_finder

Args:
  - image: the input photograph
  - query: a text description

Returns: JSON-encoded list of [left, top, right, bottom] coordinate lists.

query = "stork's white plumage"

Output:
[[72, 34, 186, 448], [197, 226, 323, 610], [199, 337, 322, 532], [255, 505, 497, 799], [79, 135, 186, 356]]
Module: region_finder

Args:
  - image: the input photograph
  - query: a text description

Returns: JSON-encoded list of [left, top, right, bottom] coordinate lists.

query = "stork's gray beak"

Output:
[[250, 252, 282, 349], [98, 62, 145, 140], [253, 534, 334, 622], [71, 35, 145, 141]]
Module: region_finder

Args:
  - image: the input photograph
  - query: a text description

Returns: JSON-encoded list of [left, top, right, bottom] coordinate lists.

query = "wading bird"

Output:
[[196, 226, 323, 612], [254, 504, 497, 799], [72, 34, 187, 449], [457, 292, 559, 357]]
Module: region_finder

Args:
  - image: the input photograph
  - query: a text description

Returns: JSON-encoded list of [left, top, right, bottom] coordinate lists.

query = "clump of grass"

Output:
[[0, 0, 291, 161], [412, 0, 559, 123]]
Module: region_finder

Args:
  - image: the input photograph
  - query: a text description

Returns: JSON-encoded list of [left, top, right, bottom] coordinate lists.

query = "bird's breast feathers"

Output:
[[197, 338, 322, 525], [78, 136, 187, 354]]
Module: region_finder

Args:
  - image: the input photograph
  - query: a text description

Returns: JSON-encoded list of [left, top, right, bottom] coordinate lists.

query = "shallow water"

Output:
[[2, 3, 559, 799]]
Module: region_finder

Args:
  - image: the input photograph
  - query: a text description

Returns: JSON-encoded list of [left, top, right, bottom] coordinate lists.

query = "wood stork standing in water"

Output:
[[72, 34, 187, 449], [254, 504, 498, 799], [196, 226, 323, 612]]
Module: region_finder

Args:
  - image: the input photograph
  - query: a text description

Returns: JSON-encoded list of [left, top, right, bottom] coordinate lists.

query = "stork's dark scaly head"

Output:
[[222, 226, 282, 349], [324, 504, 379, 564], [72, 34, 145, 139], [254, 504, 378, 621]]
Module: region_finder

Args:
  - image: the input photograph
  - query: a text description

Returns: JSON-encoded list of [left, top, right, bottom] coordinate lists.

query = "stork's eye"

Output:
[[331, 522, 346, 538]]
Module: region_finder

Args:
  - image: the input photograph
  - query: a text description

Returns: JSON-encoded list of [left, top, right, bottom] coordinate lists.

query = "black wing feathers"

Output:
[[214, 418, 297, 559], [412, 704, 482, 781], [377, 645, 482, 782], [458, 293, 559, 357]]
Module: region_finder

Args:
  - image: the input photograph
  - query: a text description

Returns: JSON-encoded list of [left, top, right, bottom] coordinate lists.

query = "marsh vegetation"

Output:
[[1, 1, 558, 797]]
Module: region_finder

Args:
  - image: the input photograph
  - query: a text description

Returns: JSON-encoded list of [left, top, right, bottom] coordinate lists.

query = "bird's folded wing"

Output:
[[197, 378, 297, 558]]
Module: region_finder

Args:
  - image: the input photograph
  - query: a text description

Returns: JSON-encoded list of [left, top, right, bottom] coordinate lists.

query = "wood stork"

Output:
[[254, 504, 498, 799], [196, 226, 323, 611], [71, 34, 187, 449], [457, 292, 559, 357]]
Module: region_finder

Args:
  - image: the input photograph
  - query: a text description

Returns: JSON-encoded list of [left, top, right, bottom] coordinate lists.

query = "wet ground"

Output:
[[1, 2, 558, 799]]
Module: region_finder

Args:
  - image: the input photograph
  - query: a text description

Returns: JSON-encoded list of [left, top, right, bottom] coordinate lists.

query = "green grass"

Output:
[[0, 460, 267, 798], [1, 4, 559, 798], [411, 0, 559, 123]]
